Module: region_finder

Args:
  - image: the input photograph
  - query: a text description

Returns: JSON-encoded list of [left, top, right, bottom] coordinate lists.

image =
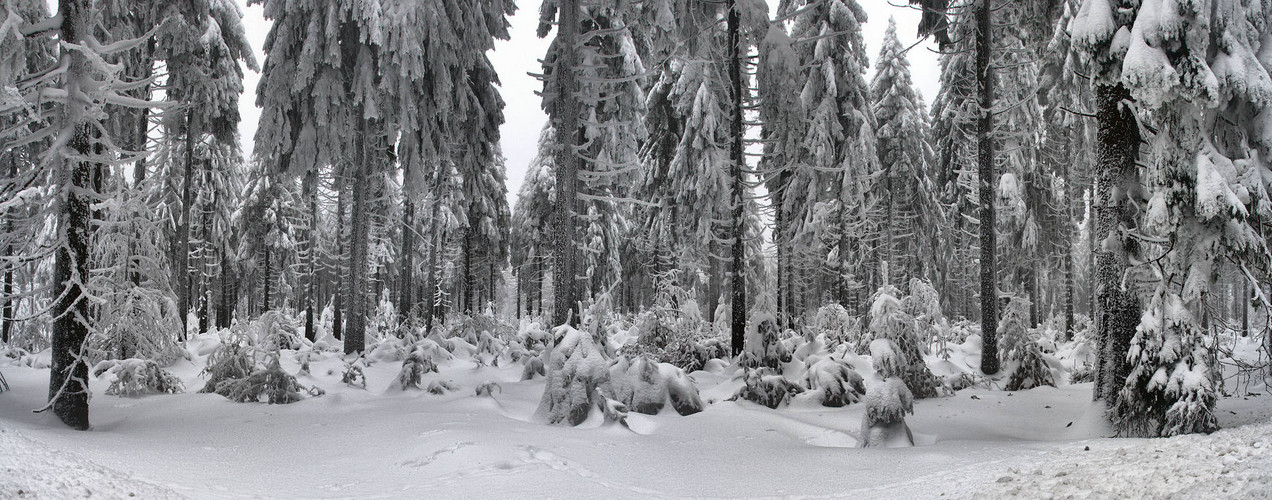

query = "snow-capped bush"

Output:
[[740, 314, 791, 370], [1000, 298, 1056, 391], [342, 360, 367, 389], [200, 325, 318, 404], [1113, 293, 1218, 437], [427, 380, 458, 395], [605, 355, 704, 416], [535, 325, 611, 426], [247, 311, 303, 352], [89, 287, 183, 366], [214, 356, 318, 404], [474, 382, 501, 397], [200, 338, 254, 395], [813, 304, 862, 348], [902, 278, 942, 346], [803, 355, 866, 407], [98, 358, 184, 397], [868, 291, 939, 398], [862, 339, 915, 448], [396, 347, 439, 390], [732, 367, 804, 409]]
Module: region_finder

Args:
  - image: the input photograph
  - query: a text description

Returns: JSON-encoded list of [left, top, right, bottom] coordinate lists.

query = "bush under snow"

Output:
[[535, 325, 611, 426], [605, 355, 703, 416], [862, 339, 915, 448]]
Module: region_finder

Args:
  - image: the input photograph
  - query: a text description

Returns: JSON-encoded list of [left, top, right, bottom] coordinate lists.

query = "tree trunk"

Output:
[[976, 0, 1000, 375], [398, 199, 414, 322], [344, 126, 372, 354], [727, 0, 747, 356], [305, 170, 317, 340], [1092, 83, 1141, 402], [262, 247, 271, 313], [424, 184, 443, 333], [552, 0, 581, 328], [2, 146, 15, 344], [1063, 141, 1076, 341], [49, 0, 92, 430], [463, 229, 473, 314], [333, 175, 346, 341], [177, 110, 196, 339]]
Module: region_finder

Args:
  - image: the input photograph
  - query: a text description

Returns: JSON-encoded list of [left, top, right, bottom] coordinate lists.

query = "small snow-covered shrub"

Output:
[[862, 339, 915, 448], [427, 380, 458, 395], [902, 278, 942, 347], [214, 356, 317, 404], [732, 367, 804, 409], [740, 314, 791, 370], [535, 325, 611, 426], [1000, 299, 1055, 391], [813, 304, 861, 348], [1113, 293, 1218, 437], [803, 356, 866, 407], [90, 286, 183, 365], [868, 290, 939, 399], [342, 361, 367, 389], [100, 359, 184, 397], [396, 347, 440, 390], [1069, 362, 1096, 383], [200, 338, 254, 395], [606, 355, 704, 416], [474, 381, 501, 397], [247, 311, 303, 352]]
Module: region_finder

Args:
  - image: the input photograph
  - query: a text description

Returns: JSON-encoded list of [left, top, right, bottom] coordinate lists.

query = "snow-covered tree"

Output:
[[868, 287, 939, 399], [1072, 0, 1272, 436], [871, 17, 939, 293]]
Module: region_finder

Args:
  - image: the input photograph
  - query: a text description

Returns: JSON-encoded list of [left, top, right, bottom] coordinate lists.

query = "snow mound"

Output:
[[0, 428, 181, 499], [976, 420, 1272, 499]]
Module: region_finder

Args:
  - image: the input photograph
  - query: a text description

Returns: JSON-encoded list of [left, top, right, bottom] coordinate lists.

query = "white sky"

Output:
[[233, 1, 939, 207]]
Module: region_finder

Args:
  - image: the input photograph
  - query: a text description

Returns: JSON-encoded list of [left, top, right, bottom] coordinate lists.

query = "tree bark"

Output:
[[2, 146, 15, 344], [49, 0, 92, 430], [344, 126, 372, 354], [177, 110, 196, 339], [727, 0, 747, 356], [552, 0, 581, 328], [398, 199, 414, 322], [1092, 83, 1140, 402], [305, 170, 317, 340], [976, 0, 1000, 375]]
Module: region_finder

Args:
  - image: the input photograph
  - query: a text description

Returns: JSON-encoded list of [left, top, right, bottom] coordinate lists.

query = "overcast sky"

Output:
[[234, 1, 939, 207]]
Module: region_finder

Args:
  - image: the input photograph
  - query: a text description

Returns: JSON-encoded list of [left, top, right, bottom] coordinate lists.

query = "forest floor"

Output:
[[1, 331, 1271, 499]]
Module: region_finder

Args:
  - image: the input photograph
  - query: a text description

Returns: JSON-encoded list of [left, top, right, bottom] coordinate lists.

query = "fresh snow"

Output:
[[2, 332, 1271, 499]]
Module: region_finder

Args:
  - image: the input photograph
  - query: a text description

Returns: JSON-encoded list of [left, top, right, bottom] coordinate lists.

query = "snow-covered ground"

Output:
[[2, 332, 1270, 499]]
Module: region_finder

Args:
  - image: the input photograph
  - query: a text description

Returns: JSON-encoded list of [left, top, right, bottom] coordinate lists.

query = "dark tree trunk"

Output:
[[219, 251, 233, 329], [398, 199, 414, 322], [551, 0, 581, 328], [262, 247, 271, 313], [1092, 83, 1141, 402], [976, 0, 1000, 375], [2, 146, 15, 344], [1063, 143, 1076, 341], [463, 229, 473, 314], [344, 127, 372, 354], [727, 0, 747, 356], [49, 0, 92, 430], [305, 170, 317, 341], [333, 176, 346, 341], [177, 111, 196, 339], [424, 185, 443, 333]]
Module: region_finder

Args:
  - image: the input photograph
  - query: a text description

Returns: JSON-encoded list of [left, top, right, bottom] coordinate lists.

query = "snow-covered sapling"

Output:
[[732, 368, 805, 409], [1001, 298, 1055, 391], [214, 356, 317, 404], [803, 356, 866, 407], [741, 314, 791, 370], [868, 290, 940, 398], [534, 325, 611, 426], [427, 380, 458, 395], [606, 355, 704, 416], [100, 359, 184, 397], [397, 347, 440, 390], [862, 339, 915, 448]]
